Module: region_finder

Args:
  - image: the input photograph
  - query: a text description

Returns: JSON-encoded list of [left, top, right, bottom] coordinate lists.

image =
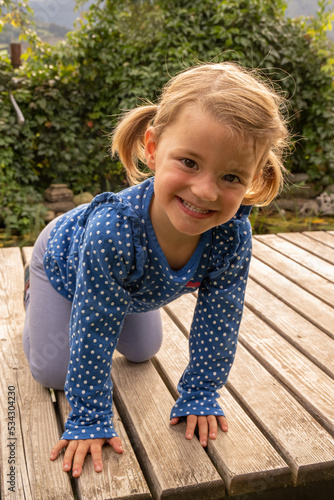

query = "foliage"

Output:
[[0, 0, 334, 236], [299, 0, 334, 74]]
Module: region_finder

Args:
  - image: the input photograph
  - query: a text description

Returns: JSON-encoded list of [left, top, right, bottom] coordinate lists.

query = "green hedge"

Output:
[[1, 0, 334, 235]]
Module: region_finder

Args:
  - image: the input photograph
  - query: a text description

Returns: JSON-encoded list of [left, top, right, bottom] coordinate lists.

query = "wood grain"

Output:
[[227, 344, 334, 486], [254, 234, 334, 283], [245, 279, 334, 379], [112, 352, 225, 500], [278, 232, 334, 265], [22, 246, 151, 500], [302, 231, 334, 249], [240, 308, 334, 435], [0, 248, 73, 499], [154, 309, 291, 497], [252, 238, 334, 306], [165, 292, 334, 486], [56, 392, 152, 500], [22, 246, 33, 265], [164, 293, 196, 336], [249, 257, 334, 338], [4, 234, 334, 498]]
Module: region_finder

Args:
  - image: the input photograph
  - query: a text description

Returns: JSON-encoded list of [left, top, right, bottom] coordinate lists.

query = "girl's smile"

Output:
[[145, 105, 266, 255], [177, 196, 214, 218]]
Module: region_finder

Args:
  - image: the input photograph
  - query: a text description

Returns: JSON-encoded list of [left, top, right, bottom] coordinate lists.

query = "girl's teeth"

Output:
[[182, 199, 210, 214]]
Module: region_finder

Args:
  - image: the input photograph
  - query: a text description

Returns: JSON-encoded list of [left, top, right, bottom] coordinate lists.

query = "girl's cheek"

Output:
[[222, 187, 244, 203]]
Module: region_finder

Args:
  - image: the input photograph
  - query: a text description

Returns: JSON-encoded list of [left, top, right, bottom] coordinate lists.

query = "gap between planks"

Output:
[[111, 351, 225, 500], [302, 231, 334, 249], [277, 232, 334, 265], [19, 247, 152, 500], [254, 234, 334, 284], [153, 309, 291, 497], [0, 247, 74, 500], [165, 294, 334, 486], [252, 237, 334, 307], [56, 392, 151, 500], [245, 279, 334, 380], [249, 257, 334, 339]]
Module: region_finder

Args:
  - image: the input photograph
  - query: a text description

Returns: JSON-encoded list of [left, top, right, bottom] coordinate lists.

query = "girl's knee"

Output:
[[119, 338, 162, 363], [116, 310, 163, 363], [30, 359, 67, 390], [28, 340, 69, 390]]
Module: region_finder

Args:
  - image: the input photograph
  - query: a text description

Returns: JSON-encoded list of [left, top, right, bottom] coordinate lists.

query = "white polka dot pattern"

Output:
[[171, 221, 252, 419], [43, 178, 252, 440]]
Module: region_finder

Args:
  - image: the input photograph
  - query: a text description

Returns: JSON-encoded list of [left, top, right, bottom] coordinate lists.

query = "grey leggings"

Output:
[[23, 217, 163, 390]]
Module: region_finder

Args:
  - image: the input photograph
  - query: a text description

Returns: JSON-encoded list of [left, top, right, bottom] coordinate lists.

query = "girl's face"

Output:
[[145, 105, 266, 245]]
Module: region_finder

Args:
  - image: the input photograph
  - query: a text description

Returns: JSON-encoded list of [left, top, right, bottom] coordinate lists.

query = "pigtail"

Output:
[[243, 151, 287, 206], [111, 104, 158, 185]]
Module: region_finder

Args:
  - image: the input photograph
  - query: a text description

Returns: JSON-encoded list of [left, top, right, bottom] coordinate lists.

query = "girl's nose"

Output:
[[191, 175, 219, 202]]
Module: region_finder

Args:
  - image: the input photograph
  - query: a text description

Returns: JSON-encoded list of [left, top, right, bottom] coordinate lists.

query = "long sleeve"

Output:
[[171, 216, 252, 419], [62, 203, 141, 440]]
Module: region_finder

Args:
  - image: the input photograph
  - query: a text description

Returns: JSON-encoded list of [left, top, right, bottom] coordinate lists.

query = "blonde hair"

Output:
[[111, 62, 290, 206]]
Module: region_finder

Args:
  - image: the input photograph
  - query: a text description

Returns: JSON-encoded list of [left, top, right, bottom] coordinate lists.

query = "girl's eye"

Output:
[[181, 158, 197, 169], [224, 174, 240, 184]]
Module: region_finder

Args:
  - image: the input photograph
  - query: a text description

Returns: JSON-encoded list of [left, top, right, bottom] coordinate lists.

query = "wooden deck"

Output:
[[1, 231, 334, 500]]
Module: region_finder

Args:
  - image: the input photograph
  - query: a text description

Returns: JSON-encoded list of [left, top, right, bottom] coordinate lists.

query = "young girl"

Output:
[[23, 62, 289, 478]]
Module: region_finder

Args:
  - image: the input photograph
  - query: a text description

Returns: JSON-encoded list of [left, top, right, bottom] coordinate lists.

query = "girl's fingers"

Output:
[[90, 441, 104, 472], [185, 415, 198, 440], [107, 436, 124, 454], [197, 416, 209, 447], [71, 441, 91, 477], [170, 417, 179, 425], [207, 415, 218, 440], [63, 440, 80, 473], [182, 415, 227, 448], [218, 415, 228, 432], [50, 439, 69, 460]]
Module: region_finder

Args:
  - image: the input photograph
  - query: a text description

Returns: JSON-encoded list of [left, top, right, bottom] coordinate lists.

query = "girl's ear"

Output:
[[145, 127, 157, 171]]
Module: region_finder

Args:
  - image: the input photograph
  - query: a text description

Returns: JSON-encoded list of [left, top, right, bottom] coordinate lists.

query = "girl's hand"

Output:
[[170, 415, 228, 447], [50, 437, 123, 477]]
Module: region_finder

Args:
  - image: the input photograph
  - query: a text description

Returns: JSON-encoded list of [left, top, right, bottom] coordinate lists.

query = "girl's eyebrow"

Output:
[[174, 148, 204, 160]]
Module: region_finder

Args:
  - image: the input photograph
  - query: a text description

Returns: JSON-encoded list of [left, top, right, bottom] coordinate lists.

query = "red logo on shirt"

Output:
[[186, 281, 201, 288]]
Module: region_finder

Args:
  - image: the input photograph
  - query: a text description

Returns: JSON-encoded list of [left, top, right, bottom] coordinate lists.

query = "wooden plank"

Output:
[[112, 352, 225, 500], [22, 246, 34, 265], [0, 247, 23, 321], [249, 257, 334, 338], [56, 392, 152, 500], [20, 237, 334, 495], [227, 344, 334, 486], [240, 308, 334, 435], [278, 232, 334, 265], [22, 246, 151, 499], [154, 309, 291, 497], [245, 279, 334, 379], [166, 294, 334, 486], [254, 234, 334, 283], [0, 248, 74, 500], [303, 231, 334, 249], [252, 238, 334, 307]]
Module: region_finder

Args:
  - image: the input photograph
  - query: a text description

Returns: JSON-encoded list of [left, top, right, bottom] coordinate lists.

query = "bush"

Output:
[[0, 0, 334, 235]]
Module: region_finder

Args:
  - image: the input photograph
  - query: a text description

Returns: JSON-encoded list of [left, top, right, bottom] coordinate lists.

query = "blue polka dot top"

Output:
[[43, 177, 252, 440]]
